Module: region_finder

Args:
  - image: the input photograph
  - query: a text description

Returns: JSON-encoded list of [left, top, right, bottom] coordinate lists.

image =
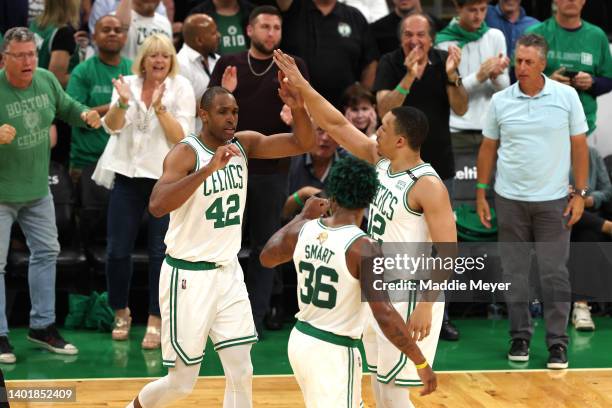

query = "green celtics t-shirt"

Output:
[[214, 13, 247, 55], [527, 18, 612, 134], [67, 56, 132, 169], [0, 68, 88, 202]]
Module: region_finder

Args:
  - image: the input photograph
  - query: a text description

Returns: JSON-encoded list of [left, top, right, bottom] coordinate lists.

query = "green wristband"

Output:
[[476, 183, 489, 190], [293, 192, 304, 208], [395, 85, 409, 95], [117, 99, 129, 110]]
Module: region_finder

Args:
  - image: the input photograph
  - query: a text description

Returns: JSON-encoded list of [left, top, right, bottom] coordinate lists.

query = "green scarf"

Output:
[[435, 17, 490, 47]]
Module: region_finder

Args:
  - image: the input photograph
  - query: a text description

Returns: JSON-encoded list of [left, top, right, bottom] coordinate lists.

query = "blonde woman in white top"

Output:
[[101, 34, 195, 350]]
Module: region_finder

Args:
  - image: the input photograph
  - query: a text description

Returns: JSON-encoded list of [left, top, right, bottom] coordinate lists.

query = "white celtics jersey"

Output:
[[293, 219, 369, 339], [368, 160, 439, 243], [164, 134, 248, 265]]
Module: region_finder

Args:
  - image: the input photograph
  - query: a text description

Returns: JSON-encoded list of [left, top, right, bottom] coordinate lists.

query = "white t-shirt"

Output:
[[339, 0, 389, 23], [121, 10, 172, 61], [436, 27, 510, 132]]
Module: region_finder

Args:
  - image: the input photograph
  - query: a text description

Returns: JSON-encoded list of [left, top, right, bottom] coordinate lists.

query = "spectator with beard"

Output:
[[209, 5, 308, 338], [370, 0, 442, 56]]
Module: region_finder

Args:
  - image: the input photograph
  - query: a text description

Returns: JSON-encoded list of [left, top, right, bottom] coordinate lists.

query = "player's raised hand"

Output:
[[278, 71, 304, 109], [301, 196, 329, 219], [221, 66, 238, 93], [416, 364, 437, 396], [0, 124, 16, 144], [273, 50, 308, 90], [206, 144, 241, 173]]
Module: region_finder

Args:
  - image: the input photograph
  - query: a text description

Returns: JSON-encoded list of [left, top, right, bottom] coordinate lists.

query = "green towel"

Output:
[[435, 18, 490, 47], [64, 294, 94, 329], [84, 292, 115, 332], [65, 291, 114, 332]]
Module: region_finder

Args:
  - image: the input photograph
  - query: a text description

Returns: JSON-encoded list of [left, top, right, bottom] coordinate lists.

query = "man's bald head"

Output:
[[183, 14, 219, 55]]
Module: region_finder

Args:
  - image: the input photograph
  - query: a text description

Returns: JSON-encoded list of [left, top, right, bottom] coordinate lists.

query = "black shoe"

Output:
[[439, 321, 459, 341], [264, 305, 284, 331], [508, 338, 529, 362], [27, 324, 78, 355], [547, 344, 568, 369], [0, 336, 16, 364], [255, 323, 265, 341]]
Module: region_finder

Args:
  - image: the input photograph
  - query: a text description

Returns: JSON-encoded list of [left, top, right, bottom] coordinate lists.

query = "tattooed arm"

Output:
[[260, 197, 330, 267], [347, 237, 437, 396]]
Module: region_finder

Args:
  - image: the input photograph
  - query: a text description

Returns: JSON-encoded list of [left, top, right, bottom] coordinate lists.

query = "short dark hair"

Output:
[[248, 5, 282, 25], [516, 34, 549, 60], [95, 14, 122, 32], [390, 106, 429, 150], [326, 156, 379, 209], [3, 27, 35, 51], [341, 83, 376, 110], [453, 0, 488, 7], [200, 86, 233, 110], [398, 13, 437, 41]]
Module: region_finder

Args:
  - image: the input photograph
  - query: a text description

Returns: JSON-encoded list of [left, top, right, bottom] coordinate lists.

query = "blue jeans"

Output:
[[0, 193, 60, 335], [106, 175, 168, 316]]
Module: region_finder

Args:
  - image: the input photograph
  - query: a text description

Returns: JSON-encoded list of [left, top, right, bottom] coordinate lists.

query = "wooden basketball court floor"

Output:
[[7, 369, 612, 407], [4, 317, 612, 407]]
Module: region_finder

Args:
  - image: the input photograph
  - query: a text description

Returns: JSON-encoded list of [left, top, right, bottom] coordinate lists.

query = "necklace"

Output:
[[247, 52, 275, 77]]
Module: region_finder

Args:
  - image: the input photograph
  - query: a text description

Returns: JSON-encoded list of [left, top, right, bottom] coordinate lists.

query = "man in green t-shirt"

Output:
[[0, 27, 100, 364], [188, 0, 253, 56], [526, 0, 612, 145], [67, 15, 132, 181]]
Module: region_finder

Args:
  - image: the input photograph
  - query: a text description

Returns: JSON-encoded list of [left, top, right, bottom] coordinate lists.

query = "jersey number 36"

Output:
[[298, 261, 338, 309]]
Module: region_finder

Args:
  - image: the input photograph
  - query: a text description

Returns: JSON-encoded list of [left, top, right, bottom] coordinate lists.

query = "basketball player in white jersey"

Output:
[[260, 156, 437, 407], [127, 83, 315, 408], [274, 50, 456, 408]]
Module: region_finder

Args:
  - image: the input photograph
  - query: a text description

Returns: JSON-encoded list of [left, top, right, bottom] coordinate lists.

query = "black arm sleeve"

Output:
[[589, 76, 612, 98], [51, 25, 76, 53]]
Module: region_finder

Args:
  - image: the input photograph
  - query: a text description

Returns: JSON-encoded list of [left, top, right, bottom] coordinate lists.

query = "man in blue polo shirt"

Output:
[[486, 0, 538, 82], [476, 34, 588, 370]]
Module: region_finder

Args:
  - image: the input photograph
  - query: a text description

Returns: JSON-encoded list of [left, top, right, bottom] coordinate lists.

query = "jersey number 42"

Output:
[[205, 194, 241, 228]]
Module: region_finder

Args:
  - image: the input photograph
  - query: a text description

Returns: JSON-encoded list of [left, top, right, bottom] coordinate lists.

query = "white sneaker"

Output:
[[0, 336, 16, 364], [572, 303, 595, 331]]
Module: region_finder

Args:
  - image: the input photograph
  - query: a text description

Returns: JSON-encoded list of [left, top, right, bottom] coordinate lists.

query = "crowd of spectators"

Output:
[[1, 0, 612, 367]]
